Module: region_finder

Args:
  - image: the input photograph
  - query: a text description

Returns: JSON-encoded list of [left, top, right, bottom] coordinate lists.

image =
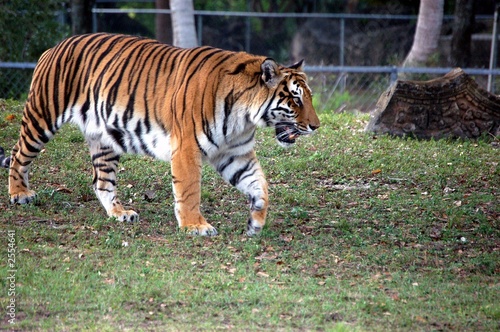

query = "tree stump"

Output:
[[365, 68, 500, 139]]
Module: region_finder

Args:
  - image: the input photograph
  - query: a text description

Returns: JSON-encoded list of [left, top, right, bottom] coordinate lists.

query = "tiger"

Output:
[[1, 33, 320, 236]]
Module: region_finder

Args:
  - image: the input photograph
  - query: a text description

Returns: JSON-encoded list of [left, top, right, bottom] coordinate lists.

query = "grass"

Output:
[[0, 98, 499, 331]]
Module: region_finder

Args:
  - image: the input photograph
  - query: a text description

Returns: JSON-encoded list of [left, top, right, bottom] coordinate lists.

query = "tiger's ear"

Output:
[[261, 58, 283, 88], [288, 59, 304, 71]]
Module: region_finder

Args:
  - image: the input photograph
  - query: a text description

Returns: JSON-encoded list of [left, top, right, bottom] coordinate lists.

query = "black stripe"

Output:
[[217, 156, 235, 174], [237, 169, 258, 185], [80, 98, 91, 125], [104, 154, 120, 163], [18, 149, 36, 160], [228, 59, 259, 75], [123, 95, 135, 123], [21, 140, 40, 154], [221, 85, 246, 137], [229, 130, 255, 149], [194, 131, 208, 156], [109, 128, 125, 150], [98, 177, 116, 186], [25, 110, 50, 143], [222, 91, 234, 137], [91, 150, 114, 161], [229, 160, 256, 186], [96, 188, 114, 193], [201, 115, 218, 148], [134, 120, 153, 155]]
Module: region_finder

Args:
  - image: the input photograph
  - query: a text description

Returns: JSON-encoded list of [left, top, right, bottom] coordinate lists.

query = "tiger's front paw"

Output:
[[183, 223, 218, 236], [110, 209, 139, 223], [10, 190, 37, 204], [246, 218, 263, 236]]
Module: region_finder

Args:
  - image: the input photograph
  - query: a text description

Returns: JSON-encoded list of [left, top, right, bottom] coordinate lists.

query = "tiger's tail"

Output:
[[0, 147, 10, 168]]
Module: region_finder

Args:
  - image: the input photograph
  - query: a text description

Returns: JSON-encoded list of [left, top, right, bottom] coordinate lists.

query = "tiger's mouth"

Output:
[[275, 123, 302, 145]]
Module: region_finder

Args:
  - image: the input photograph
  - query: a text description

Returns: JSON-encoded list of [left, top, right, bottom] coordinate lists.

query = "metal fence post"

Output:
[[92, 3, 97, 32], [339, 17, 345, 67], [245, 0, 251, 52], [390, 66, 398, 84], [487, 4, 500, 92], [197, 15, 203, 45]]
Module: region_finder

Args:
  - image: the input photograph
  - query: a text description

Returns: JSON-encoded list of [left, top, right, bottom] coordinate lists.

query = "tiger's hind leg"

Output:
[[9, 140, 38, 204], [8, 109, 54, 204], [0, 147, 10, 168], [88, 139, 138, 222]]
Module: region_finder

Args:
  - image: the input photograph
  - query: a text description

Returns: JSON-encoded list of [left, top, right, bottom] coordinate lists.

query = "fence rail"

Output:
[[92, 8, 494, 20], [2, 62, 499, 113], [0, 63, 37, 69], [4, 61, 500, 77]]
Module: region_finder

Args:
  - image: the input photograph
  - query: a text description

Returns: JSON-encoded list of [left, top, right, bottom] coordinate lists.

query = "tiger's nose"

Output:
[[309, 124, 319, 131]]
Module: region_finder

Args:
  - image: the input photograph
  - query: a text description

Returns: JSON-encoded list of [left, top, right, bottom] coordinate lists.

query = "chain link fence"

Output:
[[0, 63, 37, 100], [2, 7, 500, 113]]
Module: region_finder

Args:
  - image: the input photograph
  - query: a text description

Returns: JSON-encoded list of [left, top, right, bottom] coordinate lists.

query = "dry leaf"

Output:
[[378, 193, 389, 200], [255, 253, 277, 261], [280, 235, 294, 243], [443, 187, 455, 194], [56, 185, 73, 194], [430, 227, 442, 240], [143, 189, 156, 201], [103, 278, 115, 285], [256, 271, 269, 278]]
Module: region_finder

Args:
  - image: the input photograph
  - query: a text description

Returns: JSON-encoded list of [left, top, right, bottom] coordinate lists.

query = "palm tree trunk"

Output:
[[170, 0, 198, 48], [403, 0, 444, 67]]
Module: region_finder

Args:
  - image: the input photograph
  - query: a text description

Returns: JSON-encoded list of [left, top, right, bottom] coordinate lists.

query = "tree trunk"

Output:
[[170, 0, 198, 48], [449, 0, 475, 67], [71, 0, 95, 35], [155, 0, 171, 44], [366, 68, 500, 139], [402, 0, 444, 68]]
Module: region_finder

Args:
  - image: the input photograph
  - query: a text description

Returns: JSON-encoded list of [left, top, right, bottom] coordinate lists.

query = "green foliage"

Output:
[[0, 0, 68, 62], [0, 0, 68, 99], [196, 0, 248, 11], [313, 90, 352, 113], [119, 1, 155, 35]]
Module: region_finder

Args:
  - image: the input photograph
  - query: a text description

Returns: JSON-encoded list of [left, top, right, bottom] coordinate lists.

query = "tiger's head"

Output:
[[259, 58, 320, 147]]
